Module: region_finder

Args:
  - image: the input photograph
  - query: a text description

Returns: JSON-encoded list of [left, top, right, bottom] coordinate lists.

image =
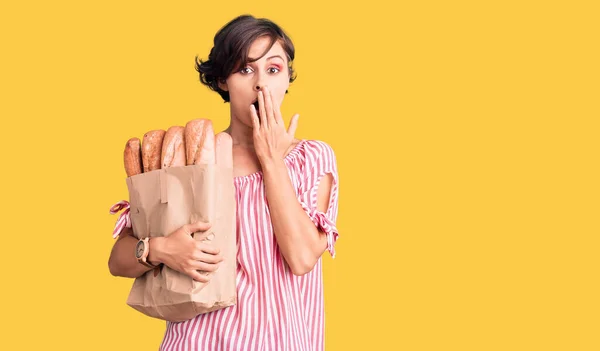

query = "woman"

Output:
[[109, 14, 340, 350]]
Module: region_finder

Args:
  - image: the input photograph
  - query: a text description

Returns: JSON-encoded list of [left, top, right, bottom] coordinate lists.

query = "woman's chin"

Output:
[[242, 116, 256, 129], [231, 112, 256, 129]]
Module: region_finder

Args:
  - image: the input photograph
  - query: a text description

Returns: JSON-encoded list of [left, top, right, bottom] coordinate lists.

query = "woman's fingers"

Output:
[[192, 260, 220, 272], [250, 104, 260, 131], [264, 86, 277, 127], [258, 90, 268, 129], [190, 270, 210, 283], [288, 114, 300, 137], [196, 241, 221, 255], [272, 92, 285, 126], [193, 250, 223, 264], [187, 250, 222, 282], [185, 220, 212, 235]]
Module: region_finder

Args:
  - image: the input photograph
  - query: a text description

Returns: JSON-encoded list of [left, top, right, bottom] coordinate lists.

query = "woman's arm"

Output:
[[262, 159, 333, 276], [108, 221, 224, 282], [108, 227, 157, 278], [251, 86, 338, 276]]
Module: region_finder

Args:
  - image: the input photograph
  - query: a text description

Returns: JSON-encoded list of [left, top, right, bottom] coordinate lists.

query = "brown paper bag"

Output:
[[124, 163, 237, 322]]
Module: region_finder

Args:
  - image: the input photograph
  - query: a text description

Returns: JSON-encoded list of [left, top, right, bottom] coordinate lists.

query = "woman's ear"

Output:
[[217, 78, 229, 92]]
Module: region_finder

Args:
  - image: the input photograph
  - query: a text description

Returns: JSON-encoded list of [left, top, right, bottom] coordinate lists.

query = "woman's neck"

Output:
[[223, 112, 255, 149]]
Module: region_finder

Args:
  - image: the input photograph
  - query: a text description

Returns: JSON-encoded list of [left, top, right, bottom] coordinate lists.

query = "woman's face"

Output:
[[220, 36, 291, 128]]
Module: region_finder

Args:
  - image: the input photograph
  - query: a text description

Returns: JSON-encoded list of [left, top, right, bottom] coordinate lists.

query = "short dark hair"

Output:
[[195, 15, 297, 103]]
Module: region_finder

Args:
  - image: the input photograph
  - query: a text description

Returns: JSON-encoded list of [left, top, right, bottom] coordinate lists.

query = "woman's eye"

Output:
[[240, 67, 279, 74]]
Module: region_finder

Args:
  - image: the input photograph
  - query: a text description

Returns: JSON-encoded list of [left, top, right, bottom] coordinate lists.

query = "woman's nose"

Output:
[[254, 74, 266, 91]]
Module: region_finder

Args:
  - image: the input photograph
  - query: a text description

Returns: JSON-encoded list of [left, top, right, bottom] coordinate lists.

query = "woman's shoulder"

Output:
[[293, 139, 336, 157], [287, 139, 337, 172]]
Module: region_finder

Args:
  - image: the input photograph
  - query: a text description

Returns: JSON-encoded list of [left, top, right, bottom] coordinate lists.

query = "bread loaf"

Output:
[[161, 126, 186, 168], [124, 137, 143, 177], [197, 124, 215, 165], [184, 119, 215, 165], [142, 129, 166, 172]]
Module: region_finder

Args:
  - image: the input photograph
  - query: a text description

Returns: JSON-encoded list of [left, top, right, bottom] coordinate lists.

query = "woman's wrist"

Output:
[[148, 237, 165, 266], [260, 156, 286, 173]]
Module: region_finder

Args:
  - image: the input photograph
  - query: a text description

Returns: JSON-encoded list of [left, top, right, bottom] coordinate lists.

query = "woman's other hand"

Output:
[[150, 220, 224, 283]]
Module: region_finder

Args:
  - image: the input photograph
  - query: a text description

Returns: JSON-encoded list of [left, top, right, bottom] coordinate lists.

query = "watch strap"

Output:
[[137, 237, 158, 268]]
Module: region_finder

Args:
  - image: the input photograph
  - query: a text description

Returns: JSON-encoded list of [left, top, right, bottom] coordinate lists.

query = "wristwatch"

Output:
[[135, 237, 158, 268]]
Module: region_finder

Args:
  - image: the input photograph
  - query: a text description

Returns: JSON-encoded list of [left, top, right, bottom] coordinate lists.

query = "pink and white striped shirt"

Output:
[[159, 139, 340, 351]]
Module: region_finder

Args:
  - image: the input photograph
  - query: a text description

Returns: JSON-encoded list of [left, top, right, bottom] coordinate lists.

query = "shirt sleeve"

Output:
[[297, 140, 340, 258]]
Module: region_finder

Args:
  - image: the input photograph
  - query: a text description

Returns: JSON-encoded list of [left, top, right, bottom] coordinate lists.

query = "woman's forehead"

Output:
[[248, 37, 287, 62]]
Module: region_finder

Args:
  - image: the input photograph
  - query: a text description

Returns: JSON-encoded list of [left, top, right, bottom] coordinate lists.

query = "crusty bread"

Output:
[[161, 126, 186, 168], [196, 124, 215, 165], [142, 129, 166, 172], [184, 119, 215, 165], [124, 137, 143, 177]]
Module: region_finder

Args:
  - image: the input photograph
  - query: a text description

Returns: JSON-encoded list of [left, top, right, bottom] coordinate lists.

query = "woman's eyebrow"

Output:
[[246, 55, 285, 64], [266, 55, 284, 61]]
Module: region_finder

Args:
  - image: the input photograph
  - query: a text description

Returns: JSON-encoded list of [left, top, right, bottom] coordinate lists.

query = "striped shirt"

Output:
[[159, 139, 340, 351]]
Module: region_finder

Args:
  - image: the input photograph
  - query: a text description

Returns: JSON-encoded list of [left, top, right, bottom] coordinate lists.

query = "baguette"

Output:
[[197, 124, 215, 165], [124, 137, 143, 177], [142, 129, 166, 172], [161, 126, 186, 168], [184, 118, 215, 165]]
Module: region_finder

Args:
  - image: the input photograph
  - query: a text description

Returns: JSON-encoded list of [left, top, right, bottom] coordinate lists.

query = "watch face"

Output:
[[135, 240, 145, 259]]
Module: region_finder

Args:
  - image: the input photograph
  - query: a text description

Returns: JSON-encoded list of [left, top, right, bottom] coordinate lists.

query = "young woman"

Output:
[[109, 14, 340, 350]]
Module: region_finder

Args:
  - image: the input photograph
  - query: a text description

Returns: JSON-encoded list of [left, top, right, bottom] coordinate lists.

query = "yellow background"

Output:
[[1, 0, 599, 350]]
